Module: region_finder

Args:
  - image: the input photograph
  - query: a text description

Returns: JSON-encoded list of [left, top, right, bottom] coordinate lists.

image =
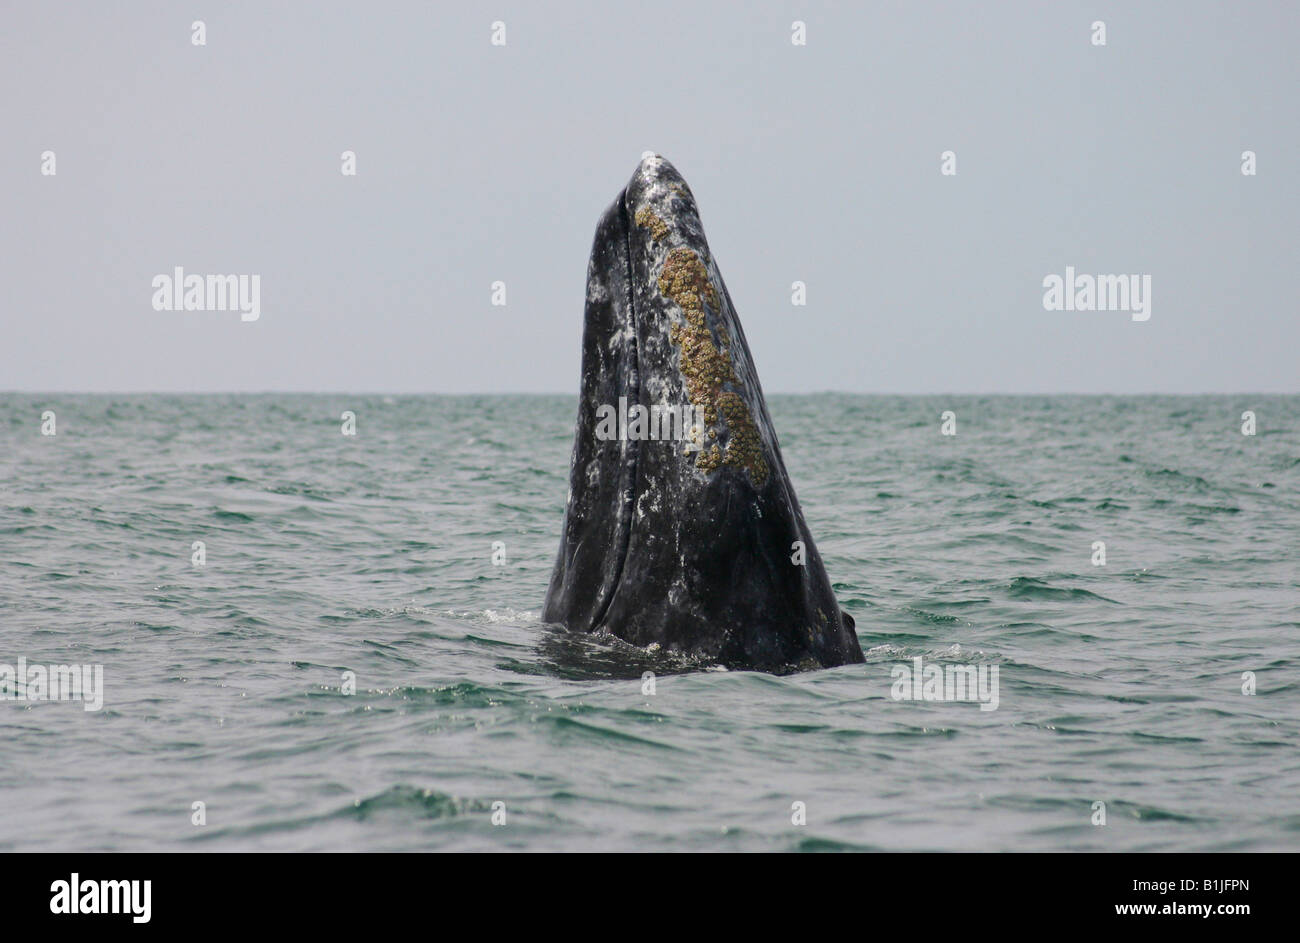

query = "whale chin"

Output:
[[543, 156, 864, 673]]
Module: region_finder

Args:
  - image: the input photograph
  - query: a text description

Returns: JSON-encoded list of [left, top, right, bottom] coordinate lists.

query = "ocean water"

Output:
[[1, 393, 1297, 852]]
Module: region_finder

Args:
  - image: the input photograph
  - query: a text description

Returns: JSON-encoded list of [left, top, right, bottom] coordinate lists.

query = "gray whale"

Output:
[[543, 156, 864, 673]]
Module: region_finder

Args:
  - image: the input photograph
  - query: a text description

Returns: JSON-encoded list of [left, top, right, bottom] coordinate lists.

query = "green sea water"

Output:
[[1, 393, 1296, 851]]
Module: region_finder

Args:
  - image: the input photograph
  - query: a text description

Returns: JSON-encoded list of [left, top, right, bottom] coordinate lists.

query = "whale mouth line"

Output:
[[586, 185, 641, 634]]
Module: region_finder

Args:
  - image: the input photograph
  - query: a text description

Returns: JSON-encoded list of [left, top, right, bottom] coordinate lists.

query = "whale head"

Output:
[[543, 156, 864, 673]]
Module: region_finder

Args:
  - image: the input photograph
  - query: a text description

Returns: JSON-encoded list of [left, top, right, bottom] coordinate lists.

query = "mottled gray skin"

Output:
[[543, 157, 864, 672]]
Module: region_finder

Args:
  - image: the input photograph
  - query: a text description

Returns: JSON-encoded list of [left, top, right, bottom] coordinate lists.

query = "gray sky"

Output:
[[2, 1, 1296, 393]]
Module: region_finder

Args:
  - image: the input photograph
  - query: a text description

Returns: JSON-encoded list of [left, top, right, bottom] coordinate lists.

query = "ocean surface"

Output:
[[2, 393, 1297, 852]]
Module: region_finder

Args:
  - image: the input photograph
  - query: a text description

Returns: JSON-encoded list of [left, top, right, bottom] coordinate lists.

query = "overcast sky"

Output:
[[2, 1, 1296, 393]]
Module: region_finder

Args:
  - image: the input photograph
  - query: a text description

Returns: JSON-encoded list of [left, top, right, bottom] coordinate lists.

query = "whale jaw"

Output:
[[544, 156, 864, 673]]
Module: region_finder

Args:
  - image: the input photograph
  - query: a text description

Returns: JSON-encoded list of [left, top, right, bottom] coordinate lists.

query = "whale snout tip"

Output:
[[634, 152, 679, 182], [627, 154, 692, 212]]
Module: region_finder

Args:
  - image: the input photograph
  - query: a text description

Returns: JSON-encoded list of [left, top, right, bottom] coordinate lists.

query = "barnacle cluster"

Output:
[[716, 391, 767, 486], [638, 231, 769, 487], [633, 207, 670, 242]]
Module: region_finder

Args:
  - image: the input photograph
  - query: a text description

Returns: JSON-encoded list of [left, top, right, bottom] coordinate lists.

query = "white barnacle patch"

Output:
[[587, 276, 609, 303], [635, 485, 662, 521], [607, 323, 635, 352], [643, 375, 670, 400]]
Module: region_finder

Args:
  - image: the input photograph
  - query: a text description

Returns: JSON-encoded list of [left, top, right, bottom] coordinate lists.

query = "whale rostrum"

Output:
[[543, 156, 865, 673]]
